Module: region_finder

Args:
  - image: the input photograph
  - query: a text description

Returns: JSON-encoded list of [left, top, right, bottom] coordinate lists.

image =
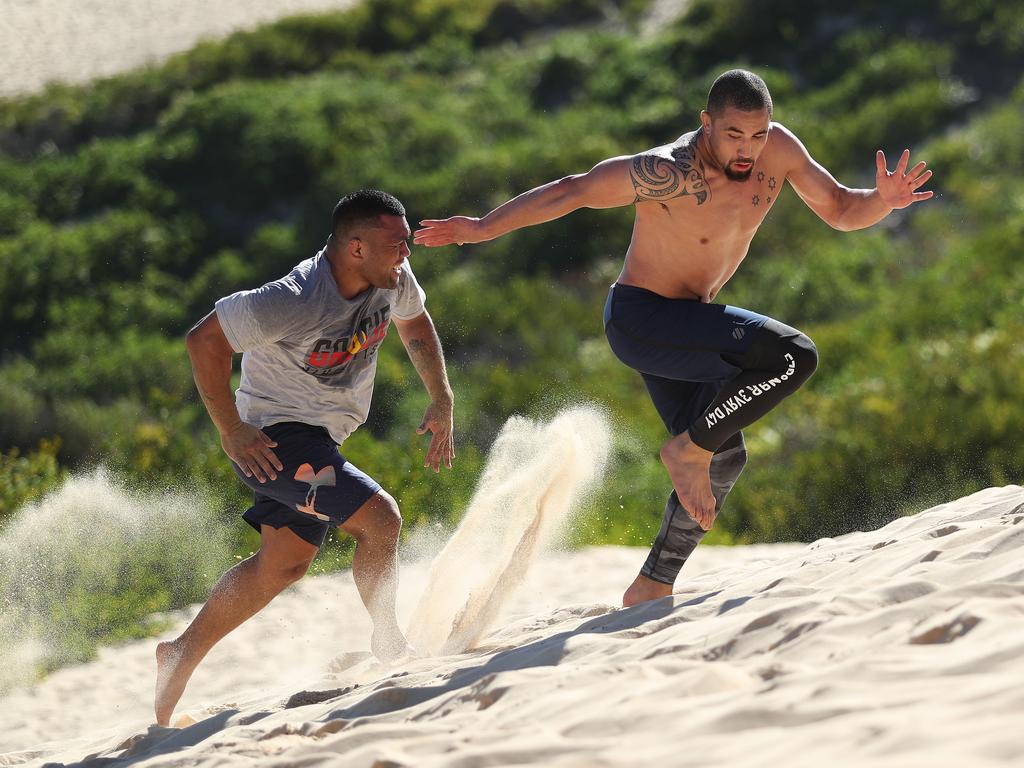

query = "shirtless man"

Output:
[[414, 70, 932, 606], [156, 189, 454, 726]]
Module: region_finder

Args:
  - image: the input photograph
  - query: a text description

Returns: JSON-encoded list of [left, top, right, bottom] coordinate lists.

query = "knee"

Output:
[[281, 557, 314, 585], [787, 332, 818, 383], [355, 491, 403, 545], [377, 492, 403, 542], [259, 551, 315, 587]]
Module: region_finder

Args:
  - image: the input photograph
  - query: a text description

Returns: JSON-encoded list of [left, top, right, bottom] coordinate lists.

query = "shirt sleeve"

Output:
[[214, 277, 304, 352], [390, 261, 427, 320]]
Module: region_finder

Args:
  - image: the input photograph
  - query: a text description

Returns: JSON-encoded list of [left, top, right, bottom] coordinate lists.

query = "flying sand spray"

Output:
[[406, 405, 611, 656]]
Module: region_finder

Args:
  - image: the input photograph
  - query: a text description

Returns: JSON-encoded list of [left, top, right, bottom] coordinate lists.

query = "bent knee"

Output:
[[348, 490, 403, 543], [375, 491, 403, 539], [281, 557, 314, 584], [788, 332, 818, 381], [259, 551, 315, 587]]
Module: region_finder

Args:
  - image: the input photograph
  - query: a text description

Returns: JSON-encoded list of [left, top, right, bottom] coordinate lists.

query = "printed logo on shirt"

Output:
[[304, 306, 391, 377]]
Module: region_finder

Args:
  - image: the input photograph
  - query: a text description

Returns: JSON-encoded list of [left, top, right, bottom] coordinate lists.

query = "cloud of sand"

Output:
[[406, 405, 611, 656], [0, 469, 233, 691]]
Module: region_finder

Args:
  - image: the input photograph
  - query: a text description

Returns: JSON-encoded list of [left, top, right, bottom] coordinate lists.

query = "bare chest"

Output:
[[676, 163, 783, 239]]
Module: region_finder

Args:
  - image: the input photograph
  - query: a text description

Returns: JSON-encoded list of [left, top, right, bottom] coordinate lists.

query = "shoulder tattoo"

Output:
[[630, 145, 710, 205]]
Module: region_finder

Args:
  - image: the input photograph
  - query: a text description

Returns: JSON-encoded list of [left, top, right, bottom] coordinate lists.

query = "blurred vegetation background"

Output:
[[0, 0, 1021, 668]]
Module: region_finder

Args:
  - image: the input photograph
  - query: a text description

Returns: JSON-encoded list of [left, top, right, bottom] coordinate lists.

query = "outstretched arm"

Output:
[[780, 125, 933, 232], [415, 145, 713, 247], [393, 310, 454, 473], [414, 155, 643, 247]]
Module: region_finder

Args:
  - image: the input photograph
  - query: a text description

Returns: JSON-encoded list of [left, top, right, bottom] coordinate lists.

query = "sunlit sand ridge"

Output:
[[3, 470, 1023, 765]]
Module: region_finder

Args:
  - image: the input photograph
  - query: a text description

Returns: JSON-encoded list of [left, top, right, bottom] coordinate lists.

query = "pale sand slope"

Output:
[[3, 486, 1024, 767], [1, 0, 359, 97]]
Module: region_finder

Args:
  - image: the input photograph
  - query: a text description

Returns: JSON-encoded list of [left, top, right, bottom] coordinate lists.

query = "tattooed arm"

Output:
[[413, 142, 711, 248], [392, 310, 454, 472]]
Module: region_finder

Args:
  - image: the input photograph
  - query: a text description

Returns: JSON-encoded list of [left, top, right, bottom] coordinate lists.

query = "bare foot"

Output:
[[622, 574, 673, 607], [659, 432, 716, 530], [155, 640, 194, 726], [371, 626, 414, 663]]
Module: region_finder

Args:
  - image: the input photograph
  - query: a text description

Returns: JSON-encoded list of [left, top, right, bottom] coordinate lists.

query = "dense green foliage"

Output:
[[0, 439, 65, 518], [0, 0, 1021, 656]]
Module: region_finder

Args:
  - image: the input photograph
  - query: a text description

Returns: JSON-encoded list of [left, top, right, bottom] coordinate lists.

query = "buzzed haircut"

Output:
[[331, 189, 406, 240], [706, 69, 773, 117]]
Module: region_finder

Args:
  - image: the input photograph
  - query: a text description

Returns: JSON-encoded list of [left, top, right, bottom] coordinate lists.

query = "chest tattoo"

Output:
[[631, 144, 710, 205], [752, 171, 778, 206]]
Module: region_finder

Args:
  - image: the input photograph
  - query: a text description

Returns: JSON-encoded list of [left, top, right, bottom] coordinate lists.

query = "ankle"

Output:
[[665, 432, 712, 459]]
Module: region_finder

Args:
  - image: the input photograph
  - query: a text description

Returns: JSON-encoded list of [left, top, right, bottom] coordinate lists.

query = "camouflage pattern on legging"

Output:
[[640, 438, 747, 585]]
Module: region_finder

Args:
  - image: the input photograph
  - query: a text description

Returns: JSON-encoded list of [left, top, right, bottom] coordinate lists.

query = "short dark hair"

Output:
[[706, 69, 773, 117], [331, 189, 406, 239]]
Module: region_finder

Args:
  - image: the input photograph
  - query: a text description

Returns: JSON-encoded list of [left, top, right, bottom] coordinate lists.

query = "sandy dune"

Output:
[[3, 485, 1023, 767], [1, 0, 359, 97]]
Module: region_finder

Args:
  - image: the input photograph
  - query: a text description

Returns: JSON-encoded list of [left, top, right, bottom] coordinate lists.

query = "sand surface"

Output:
[[1, 0, 359, 97], [2, 485, 1024, 767]]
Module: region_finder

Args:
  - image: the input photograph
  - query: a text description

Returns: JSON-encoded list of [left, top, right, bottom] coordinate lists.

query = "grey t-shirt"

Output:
[[215, 247, 426, 444]]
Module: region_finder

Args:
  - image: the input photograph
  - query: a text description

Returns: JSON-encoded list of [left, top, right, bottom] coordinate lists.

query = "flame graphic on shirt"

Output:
[[347, 331, 368, 355]]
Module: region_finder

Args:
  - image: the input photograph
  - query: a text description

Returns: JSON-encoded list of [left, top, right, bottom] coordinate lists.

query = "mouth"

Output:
[[731, 161, 752, 171]]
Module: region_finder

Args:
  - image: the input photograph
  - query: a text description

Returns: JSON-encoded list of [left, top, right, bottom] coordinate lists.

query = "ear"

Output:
[[347, 236, 364, 260], [699, 110, 713, 132]]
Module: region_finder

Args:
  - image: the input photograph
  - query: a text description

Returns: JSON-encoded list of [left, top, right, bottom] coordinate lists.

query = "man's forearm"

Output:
[[400, 316, 453, 404], [833, 187, 893, 232], [478, 177, 581, 240], [187, 338, 242, 434]]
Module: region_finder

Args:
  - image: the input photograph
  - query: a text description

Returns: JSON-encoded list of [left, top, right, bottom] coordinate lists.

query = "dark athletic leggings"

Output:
[[603, 283, 818, 451], [603, 283, 819, 583], [687, 318, 819, 449]]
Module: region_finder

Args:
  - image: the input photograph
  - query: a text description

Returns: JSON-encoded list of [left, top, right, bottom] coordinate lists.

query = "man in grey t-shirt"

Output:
[[155, 190, 455, 727]]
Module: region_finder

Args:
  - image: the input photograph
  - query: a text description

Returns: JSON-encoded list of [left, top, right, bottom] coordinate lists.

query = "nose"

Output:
[[400, 241, 411, 258]]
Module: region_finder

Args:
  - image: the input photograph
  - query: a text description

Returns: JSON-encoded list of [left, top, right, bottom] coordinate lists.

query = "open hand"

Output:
[[875, 149, 933, 209], [222, 422, 282, 483], [413, 216, 485, 248], [416, 399, 455, 472]]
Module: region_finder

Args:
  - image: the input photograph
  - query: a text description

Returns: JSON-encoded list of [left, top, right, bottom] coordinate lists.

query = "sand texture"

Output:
[[1, 0, 359, 97], [2, 485, 1023, 767]]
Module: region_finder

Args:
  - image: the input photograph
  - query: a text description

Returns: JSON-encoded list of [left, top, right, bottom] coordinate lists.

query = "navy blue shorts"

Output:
[[231, 421, 381, 547], [603, 283, 769, 438]]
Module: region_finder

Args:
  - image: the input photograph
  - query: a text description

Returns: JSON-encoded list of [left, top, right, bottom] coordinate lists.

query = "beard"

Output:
[[724, 162, 754, 181]]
